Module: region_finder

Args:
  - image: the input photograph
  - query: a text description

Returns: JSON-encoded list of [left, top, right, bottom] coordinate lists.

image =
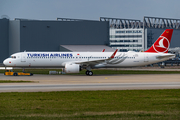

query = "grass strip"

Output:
[[74, 69, 180, 75], [0, 89, 179, 119], [0, 80, 36, 83]]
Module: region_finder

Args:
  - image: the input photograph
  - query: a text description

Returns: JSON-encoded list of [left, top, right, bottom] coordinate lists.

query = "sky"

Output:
[[0, 0, 180, 21]]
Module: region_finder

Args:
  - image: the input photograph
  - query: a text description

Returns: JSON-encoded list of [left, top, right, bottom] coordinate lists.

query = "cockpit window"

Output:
[[9, 56, 16, 59]]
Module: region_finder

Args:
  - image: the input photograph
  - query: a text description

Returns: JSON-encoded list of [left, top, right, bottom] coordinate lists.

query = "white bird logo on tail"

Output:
[[156, 38, 167, 48]]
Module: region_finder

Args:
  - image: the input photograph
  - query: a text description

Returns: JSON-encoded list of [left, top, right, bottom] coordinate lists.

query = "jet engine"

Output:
[[64, 63, 80, 73]]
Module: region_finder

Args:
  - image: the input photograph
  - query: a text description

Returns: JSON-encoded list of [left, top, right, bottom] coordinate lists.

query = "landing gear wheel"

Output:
[[88, 71, 93, 76], [86, 71, 89, 75], [13, 73, 18, 76]]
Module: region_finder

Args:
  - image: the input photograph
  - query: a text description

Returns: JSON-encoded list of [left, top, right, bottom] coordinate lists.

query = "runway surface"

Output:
[[0, 73, 180, 92]]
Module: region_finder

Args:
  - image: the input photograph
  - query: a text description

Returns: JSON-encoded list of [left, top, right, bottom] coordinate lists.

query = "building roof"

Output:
[[60, 45, 115, 52]]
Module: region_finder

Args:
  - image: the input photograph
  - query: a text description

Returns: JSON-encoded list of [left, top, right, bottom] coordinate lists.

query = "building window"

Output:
[[110, 44, 142, 47], [119, 49, 128, 52], [110, 40, 139, 43], [126, 31, 133, 33], [115, 30, 142, 33], [110, 35, 142, 38], [116, 31, 125, 33]]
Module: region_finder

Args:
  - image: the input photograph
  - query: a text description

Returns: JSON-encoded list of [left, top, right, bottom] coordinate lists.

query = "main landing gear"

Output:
[[85, 66, 93, 76], [85, 70, 93, 76]]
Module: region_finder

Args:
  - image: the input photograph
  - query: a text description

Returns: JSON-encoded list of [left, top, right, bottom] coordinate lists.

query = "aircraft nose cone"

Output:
[[3, 59, 9, 66]]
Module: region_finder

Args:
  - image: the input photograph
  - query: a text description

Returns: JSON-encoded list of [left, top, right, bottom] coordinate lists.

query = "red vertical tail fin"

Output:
[[145, 29, 173, 53]]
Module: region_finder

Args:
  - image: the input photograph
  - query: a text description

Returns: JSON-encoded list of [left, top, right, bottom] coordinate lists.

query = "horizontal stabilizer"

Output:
[[156, 54, 175, 59]]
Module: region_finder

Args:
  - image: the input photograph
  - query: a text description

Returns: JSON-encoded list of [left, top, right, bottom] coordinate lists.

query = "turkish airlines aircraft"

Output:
[[3, 29, 175, 76]]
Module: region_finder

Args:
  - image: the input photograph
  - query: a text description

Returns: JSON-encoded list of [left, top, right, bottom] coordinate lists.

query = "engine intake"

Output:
[[64, 64, 80, 73]]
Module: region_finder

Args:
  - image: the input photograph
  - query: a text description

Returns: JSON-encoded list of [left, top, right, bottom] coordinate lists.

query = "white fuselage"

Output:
[[3, 51, 174, 68]]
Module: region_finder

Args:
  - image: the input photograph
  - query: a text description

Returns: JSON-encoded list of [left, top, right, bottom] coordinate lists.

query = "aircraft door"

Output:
[[75, 54, 81, 61], [21, 52, 26, 62], [144, 54, 149, 62]]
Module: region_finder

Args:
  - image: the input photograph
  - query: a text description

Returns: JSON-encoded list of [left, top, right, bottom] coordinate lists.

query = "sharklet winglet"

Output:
[[110, 49, 118, 58]]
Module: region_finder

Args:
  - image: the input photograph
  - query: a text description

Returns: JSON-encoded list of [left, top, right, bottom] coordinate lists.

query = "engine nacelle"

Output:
[[64, 64, 80, 73]]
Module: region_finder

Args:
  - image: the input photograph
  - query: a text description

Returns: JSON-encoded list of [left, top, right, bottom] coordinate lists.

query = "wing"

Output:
[[75, 49, 118, 66]]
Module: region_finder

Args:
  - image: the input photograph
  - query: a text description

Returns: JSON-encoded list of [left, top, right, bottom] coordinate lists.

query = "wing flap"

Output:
[[76, 59, 106, 65]]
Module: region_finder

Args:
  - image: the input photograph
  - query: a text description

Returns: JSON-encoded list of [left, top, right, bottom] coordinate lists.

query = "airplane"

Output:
[[3, 29, 175, 76]]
